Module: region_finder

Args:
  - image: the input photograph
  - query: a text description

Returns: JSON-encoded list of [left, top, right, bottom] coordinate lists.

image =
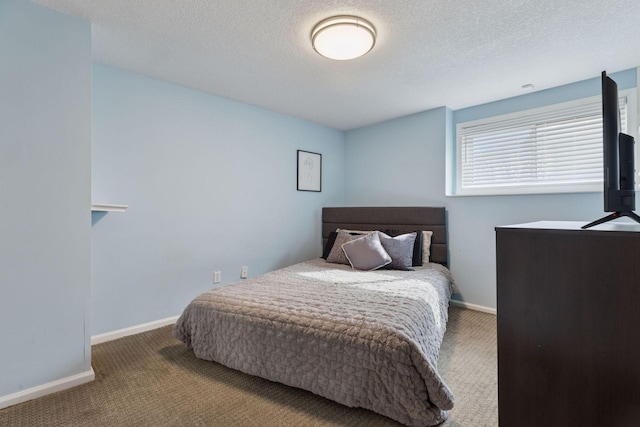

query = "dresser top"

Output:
[[497, 220, 640, 233]]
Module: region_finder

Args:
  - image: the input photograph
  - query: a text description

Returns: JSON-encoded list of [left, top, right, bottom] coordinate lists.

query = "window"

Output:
[[454, 89, 637, 196]]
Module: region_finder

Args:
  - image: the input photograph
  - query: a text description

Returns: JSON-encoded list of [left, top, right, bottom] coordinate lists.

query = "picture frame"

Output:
[[297, 150, 322, 192]]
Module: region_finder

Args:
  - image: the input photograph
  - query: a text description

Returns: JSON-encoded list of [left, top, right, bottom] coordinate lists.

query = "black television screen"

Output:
[[583, 71, 639, 228]]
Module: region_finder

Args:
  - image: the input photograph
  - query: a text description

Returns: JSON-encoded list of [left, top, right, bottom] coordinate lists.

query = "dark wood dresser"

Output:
[[496, 221, 640, 427]]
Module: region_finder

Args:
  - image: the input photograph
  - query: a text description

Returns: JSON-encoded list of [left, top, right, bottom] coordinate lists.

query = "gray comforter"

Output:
[[173, 258, 455, 426]]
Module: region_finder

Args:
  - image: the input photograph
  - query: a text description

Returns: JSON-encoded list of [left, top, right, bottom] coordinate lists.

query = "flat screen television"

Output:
[[583, 71, 640, 229]]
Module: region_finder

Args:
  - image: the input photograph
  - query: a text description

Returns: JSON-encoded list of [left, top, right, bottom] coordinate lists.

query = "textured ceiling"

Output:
[[34, 0, 640, 130]]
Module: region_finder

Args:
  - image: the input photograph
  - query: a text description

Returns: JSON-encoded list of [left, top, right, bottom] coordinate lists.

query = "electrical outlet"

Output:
[[241, 266, 248, 279], [213, 271, 221, 283]]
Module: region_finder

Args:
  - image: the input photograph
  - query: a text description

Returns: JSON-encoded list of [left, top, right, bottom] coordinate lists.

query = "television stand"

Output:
[[582, 210, 640, 229], [496, 222, 640, 426]]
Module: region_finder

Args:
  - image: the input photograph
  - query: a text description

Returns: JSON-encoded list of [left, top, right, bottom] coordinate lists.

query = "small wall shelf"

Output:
[[91, 203, 128, 213]]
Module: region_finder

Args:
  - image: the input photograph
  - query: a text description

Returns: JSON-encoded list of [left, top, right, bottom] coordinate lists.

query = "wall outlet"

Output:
[[213, 271, 221, 283], [241, 266, 248, 279]]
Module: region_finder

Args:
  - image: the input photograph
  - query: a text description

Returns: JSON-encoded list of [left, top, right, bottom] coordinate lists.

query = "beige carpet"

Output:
[[0, 305, 497, 426]]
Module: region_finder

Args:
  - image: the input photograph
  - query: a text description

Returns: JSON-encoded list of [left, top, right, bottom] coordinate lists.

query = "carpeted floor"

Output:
[[0, 305, 497, 427]]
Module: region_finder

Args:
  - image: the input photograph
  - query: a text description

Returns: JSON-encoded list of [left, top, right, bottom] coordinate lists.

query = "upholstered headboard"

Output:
[[322, 206, 448, 267]]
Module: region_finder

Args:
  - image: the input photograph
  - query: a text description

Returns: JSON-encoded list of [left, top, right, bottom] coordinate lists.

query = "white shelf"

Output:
[[91, 203, 128, 213]]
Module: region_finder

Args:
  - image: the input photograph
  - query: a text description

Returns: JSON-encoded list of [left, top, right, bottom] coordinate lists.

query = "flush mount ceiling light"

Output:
[[311, 16, 376, 60]]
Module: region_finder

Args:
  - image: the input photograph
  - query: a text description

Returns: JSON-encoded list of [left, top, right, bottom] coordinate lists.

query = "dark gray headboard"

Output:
[[322, 206, 448, 267]]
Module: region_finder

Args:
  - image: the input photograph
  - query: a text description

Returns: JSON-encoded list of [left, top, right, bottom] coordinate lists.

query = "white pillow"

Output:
[[422, 230, 433, 265], [342, 232, 392, 271]]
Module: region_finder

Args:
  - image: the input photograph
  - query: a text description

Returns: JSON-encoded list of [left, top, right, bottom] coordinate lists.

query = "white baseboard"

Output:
[[0, 369, 94, 410], [0, 316, 180, 410], [91, 315, 180, 345], [450, 299, 497, 315]]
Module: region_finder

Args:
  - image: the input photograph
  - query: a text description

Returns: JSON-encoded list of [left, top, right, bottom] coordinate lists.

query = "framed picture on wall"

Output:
[[297, 150, 322, 192]]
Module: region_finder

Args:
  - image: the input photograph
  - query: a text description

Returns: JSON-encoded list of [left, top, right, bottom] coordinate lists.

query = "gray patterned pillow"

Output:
[[325, 230, 363, 265], [378, 231, 417, 271], [342, 232, 392, 271]]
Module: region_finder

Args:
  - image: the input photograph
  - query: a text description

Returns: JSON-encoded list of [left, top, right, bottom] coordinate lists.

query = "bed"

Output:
[[173, 207, 455, 426]]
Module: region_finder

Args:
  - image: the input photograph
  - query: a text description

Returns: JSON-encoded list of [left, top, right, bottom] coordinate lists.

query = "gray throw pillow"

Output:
[[325, 230, 363, 265], [342, 232, 392, 271], [378, 231, 417, 271]]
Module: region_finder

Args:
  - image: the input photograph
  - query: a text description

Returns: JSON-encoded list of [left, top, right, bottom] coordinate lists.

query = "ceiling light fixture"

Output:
[[311, 16, 376, 61]]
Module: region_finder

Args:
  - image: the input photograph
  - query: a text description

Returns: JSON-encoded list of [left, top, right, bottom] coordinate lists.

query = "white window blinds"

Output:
[[455, 93, 632, 195]]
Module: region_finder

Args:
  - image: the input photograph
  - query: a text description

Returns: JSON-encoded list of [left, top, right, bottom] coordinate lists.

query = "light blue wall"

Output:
[[0, 0, 91, 397], [345, 70, 638, 310], [345, 108, 448, 206], [91, 64, 345, 335]]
